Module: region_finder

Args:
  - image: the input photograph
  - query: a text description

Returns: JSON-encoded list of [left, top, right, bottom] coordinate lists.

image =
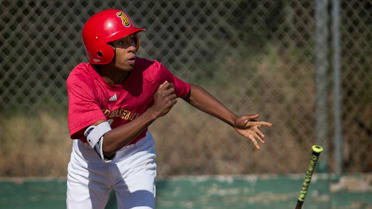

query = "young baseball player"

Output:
[[66, 9, 272, 209]]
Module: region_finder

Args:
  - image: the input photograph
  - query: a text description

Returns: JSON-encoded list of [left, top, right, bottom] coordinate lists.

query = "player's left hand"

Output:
[[233, 114, 272, 150]]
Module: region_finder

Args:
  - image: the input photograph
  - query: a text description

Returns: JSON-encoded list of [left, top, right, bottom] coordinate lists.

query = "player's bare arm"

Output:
[[94, 81, 177, 157], [185, 84, 272, 150]]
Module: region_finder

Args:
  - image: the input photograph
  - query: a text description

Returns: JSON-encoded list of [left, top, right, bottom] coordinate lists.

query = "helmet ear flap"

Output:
[[91, 44, 115, 64]]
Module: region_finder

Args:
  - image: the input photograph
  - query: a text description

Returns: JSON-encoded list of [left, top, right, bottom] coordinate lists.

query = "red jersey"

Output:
[[66, 57, 190, 144]]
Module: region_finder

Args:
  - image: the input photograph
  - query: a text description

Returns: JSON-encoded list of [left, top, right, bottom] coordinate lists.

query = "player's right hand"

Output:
[[150, 81, 177, 118]]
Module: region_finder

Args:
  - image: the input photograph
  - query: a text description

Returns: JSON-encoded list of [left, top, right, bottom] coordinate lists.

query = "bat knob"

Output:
[[312, 145, 324, 154]]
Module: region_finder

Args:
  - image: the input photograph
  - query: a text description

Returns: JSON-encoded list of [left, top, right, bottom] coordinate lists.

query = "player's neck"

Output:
[[94, 65, 131, 85]]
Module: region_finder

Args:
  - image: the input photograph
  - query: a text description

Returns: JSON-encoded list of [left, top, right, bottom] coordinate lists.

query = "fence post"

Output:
[[332, 0, 343, 175], [315, 0, 329, 173]]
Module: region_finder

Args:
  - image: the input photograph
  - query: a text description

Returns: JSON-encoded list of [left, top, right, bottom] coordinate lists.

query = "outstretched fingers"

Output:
[[246, 121, 272, 128], [245, 131, 264, 150], [235, 115, 272, 150], [254, 126, 265, 138], [249, 136, 260, 150], [253, 131, 265, 144]]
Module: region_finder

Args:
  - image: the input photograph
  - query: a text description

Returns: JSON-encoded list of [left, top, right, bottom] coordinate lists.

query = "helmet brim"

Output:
[[106, 27, 145, 44]]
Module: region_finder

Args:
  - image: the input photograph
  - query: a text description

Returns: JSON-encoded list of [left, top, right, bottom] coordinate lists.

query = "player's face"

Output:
[[110, 34, 138, 71]]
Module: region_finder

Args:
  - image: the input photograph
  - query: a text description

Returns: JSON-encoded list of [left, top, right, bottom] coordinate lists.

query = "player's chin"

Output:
[[123, 66, 134, 72], [116, 63, 135, 71], [129, 61, 136, 69]]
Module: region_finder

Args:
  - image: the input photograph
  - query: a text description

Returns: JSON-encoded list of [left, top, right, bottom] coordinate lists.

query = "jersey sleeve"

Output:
[[66, 73, 106, 140], [156, 61, 191, 98]]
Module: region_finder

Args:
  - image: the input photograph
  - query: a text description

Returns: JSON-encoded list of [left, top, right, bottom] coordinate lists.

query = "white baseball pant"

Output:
[[66, 131, 157, 209]]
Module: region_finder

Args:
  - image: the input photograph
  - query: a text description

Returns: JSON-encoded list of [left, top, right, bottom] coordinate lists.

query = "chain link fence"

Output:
[[0, 0, 371, 175]]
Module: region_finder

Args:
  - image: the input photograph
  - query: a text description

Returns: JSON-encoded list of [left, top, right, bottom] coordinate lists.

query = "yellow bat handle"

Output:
[[295, 145, 323, 209]]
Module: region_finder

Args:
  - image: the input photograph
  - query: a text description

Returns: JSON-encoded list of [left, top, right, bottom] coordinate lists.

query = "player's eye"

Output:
[[112, 35, 136, 48]]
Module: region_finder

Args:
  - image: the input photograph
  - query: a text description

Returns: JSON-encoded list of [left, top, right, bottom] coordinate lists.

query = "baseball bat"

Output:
[[295, 145, 324, 209]]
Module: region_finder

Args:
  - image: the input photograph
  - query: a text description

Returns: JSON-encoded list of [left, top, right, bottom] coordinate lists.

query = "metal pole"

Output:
[[315, 0, 329, 173], [332, 0, 343, 174]]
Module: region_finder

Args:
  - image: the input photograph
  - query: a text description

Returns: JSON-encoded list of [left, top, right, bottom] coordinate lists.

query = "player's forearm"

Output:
[[187, 84, 237, 127], [102, 110, 157, 156]]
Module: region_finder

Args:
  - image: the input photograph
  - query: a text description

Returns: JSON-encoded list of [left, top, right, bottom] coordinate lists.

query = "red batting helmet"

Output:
[[82, 9, 145, 64]]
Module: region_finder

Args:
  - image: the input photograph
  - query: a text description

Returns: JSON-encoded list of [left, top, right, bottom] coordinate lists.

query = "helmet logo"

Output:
[[116, 11, 131, 27]]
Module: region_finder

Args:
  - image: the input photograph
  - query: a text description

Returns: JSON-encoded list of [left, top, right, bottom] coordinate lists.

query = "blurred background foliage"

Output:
[[0, 0, 371, 176]]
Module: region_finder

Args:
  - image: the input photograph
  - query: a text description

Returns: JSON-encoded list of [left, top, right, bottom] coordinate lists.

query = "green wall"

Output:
[[1, 175, 371, 209]]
